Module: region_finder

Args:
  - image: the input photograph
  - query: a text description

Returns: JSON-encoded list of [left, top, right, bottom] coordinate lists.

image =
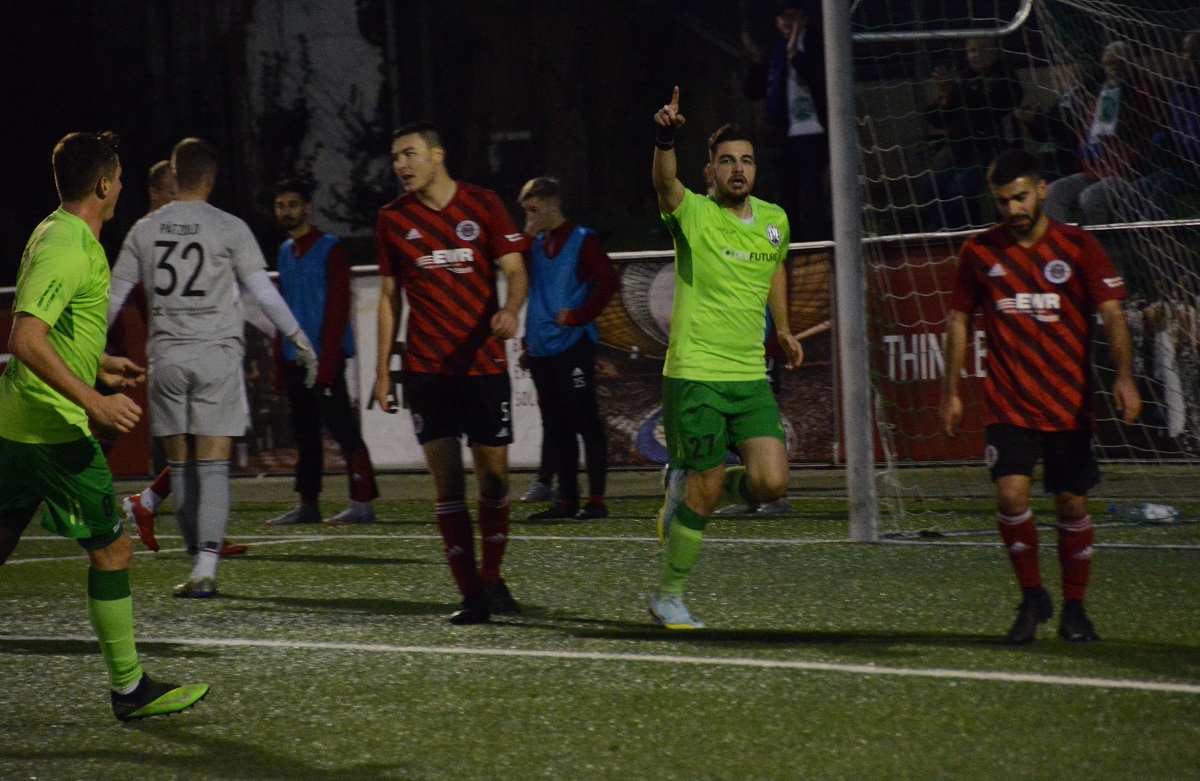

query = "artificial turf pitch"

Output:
[[1, 470, 1198, 780]]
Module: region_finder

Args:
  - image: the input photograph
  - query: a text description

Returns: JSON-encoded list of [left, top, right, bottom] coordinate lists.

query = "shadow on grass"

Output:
[[219, 592, 451, 618], [243, 553, 432, 567], [0, 637, 220, 660], [0, 725, 413, 780]]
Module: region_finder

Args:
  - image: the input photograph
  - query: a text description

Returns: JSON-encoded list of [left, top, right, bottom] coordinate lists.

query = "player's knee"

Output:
[[88, 533, 134, 571], [478, 472, 509, 502], [749, 469, 788, 503]]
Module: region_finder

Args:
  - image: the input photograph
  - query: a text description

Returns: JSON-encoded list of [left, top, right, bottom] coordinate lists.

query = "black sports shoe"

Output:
[[111, 673, 210, 722], [1059, 599, 1101, 642], [575, 502, 609, 520], [483, 578, 521, 615], [448, 595, 490, 625], [527, 501, 579, 521], [1005, 585, 1053, 644]]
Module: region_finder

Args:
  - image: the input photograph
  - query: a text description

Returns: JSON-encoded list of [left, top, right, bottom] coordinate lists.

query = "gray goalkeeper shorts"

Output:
[[148, 342, 249, 437]]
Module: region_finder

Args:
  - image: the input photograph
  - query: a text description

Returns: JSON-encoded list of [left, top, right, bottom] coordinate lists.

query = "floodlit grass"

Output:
[[1, 471, 1198, 780]]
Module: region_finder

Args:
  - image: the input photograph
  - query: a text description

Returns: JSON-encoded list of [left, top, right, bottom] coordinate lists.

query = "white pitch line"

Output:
[[2, 633, 1197, 695]]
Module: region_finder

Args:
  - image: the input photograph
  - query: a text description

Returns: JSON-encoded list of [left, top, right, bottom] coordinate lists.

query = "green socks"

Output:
[[718, 465, 753, 507], [87, 568, 143, 692], [661, 503, 708, 596]]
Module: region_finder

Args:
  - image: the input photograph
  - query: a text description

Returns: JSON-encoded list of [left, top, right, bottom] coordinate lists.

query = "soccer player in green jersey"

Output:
[[0, 131, 209, 720], [649, 87, 804, 628]]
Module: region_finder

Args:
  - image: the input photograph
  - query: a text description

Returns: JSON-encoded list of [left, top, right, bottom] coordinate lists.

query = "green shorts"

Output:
[[0, 435, 123, 550], [662, 376, 785, 472]]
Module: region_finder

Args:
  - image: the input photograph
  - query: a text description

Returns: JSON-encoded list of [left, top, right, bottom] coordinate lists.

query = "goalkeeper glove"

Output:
[[290, 330, 318, 389]]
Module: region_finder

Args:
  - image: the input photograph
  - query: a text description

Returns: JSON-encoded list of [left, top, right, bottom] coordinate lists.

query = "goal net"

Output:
[[850, 0, 1200, 530]]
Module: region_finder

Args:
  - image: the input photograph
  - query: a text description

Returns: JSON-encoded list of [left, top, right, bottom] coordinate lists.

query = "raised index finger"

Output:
[[669, 85, 680, 112]]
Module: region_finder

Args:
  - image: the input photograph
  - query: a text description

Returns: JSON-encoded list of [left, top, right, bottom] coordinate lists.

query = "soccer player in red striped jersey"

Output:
[[373, 121, 529, 624], [940, 149, 1141, 644]]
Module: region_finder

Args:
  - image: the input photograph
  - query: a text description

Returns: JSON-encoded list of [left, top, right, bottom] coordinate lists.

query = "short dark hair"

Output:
[[707, 124, 756, 160], [148, 160, 172, 190], [52, 131, 120, 202], [273, 177, 313, 202], [392, 120, 443, 150], [988, 149, 1042, 187], [172, 137, 220, 190], [519, 176, 561, 202]]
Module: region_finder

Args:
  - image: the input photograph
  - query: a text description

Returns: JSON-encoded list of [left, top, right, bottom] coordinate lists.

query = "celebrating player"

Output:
[[0, 131, 209, 720], [939, 148, 1141, 643], [109, 137, 318, 598], [373, 121, 529, 624], [649, 87, 803, 629]]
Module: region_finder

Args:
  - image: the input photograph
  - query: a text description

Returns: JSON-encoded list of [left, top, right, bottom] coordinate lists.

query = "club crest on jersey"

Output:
[[1043, 259, 1072, 284], [766, 224, 781, 247], [456, 220, 481, 242]]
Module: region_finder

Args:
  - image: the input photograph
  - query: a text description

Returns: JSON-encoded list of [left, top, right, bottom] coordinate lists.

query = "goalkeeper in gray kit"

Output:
[[108, 137, 317, 598]]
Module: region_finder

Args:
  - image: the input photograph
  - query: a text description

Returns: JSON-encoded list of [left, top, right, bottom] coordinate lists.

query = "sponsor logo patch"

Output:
[[456, 220, 481, 242]]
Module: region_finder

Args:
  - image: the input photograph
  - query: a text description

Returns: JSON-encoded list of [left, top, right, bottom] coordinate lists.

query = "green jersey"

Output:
[[661, 189, 790, 381], [0, 209, 111, 443]]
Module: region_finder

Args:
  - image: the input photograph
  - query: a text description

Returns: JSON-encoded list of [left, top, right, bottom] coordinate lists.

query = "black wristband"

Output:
[[655, 125, 676, 150]]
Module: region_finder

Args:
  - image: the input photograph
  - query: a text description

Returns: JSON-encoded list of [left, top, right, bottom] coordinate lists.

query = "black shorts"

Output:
[[402, 372, 513, 447], [984, 424, 1099, 496]]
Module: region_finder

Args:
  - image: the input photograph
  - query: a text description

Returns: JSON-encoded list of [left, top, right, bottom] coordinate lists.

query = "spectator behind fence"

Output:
[[742, 1, 830, 243], [264, 177, 380, 528], [920, 37, 1023, 230], [1015, 60, 1095, 181], [1043, 41, 1160, 225], [518, 176, 618, 522], [1136, 31, 1200, 220]]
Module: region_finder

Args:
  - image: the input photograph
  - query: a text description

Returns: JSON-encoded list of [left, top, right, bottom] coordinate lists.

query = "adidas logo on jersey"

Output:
[[405, 228, 421, 240], [988, 264, 1007, 277]]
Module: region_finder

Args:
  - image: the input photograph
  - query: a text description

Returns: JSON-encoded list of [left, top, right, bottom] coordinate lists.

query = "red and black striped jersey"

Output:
[[949, 219, 1127, 431], [375, 182, 528, 376]]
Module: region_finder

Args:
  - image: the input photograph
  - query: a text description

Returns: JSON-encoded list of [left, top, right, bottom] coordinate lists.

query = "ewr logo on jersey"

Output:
[[416, 248, 476, 274], [1043, 259, 1072, 284], [995, 292, 1061, 322], [455, 220, 481, 241], [766, 224, 781, 247]]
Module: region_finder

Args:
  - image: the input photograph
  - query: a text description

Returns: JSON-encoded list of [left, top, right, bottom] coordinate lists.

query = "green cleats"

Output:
[[112, 673, 210, 722]]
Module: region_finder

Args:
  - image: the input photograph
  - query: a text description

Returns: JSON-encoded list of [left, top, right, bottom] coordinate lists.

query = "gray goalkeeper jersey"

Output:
[[113, 200, 267, 360]]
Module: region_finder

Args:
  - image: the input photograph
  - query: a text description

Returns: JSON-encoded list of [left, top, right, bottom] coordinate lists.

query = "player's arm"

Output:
[[1099, 298, 1141, 425], [939, 309, 970, 437], [374, 274, 401, 412], [241, 270, 317, 387], [651, 86, 687, 215], [492, 252, 527, 339], [107, 237, 142, 327], [768, 266, 803, 368], [8, 313, 140, 434]]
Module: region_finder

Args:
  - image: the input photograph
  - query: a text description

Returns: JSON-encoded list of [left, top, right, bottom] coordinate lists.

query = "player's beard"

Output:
[[1005, 198, 1043, 238]]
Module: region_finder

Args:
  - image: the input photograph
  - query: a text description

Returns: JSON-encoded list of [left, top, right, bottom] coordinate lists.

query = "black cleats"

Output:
[[1059, 599, 1101, 642], [527, 501, 578, 521], [575, 502, 609, 520], [483, 578, 521, 615], [448, 595, 490, 625], [1005, 585, 1053, 644]]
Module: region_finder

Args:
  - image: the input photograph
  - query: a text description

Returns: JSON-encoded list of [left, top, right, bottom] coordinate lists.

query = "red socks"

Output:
[[477, 494, 511, 584], [997, 509, 1041, 590], [1057, 514, 1094, 601], [998, 509, 1095, 601], [349, 448, 379, 502], [149, 467, 171, 499], [435, 499, 482, 598]]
